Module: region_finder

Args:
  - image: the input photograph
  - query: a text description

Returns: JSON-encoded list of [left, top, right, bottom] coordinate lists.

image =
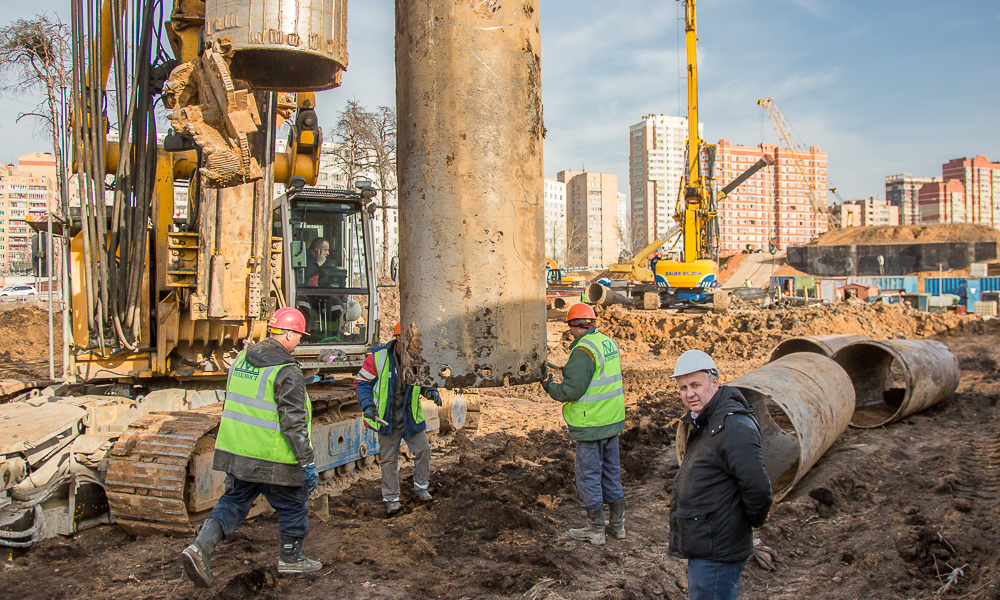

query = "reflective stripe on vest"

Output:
[[364, 348, 423, 430], [215, 350, 312, 465], [562, 331, 626, 431]]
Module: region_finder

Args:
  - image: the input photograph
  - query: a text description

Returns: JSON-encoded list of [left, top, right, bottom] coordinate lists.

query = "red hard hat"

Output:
[[566, 303, 597, 323], [393, 323, 401, 336], [268, 307, 308, 335]]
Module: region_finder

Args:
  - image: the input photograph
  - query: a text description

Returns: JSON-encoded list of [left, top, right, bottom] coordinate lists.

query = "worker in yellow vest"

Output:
[[541, 303, 626, 545], [180, 308, 321, 587], [354, 323, 443, 516]]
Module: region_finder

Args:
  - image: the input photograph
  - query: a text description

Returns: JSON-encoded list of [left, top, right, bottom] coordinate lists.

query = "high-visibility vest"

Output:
[[363, 348, 424, 430], [215, 350, 312, 464], [562, 331, 626, 437]]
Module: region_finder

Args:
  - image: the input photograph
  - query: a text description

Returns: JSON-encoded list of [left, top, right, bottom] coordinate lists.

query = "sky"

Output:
[[2, 0, 998, 203]]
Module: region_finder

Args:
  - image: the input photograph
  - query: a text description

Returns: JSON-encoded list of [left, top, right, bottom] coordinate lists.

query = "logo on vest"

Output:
[[602, 340, 619, 360], [232, 359, 260, 380]]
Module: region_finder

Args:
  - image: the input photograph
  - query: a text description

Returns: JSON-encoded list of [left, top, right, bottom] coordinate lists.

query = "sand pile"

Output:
[[810, 223, 1000, 246]]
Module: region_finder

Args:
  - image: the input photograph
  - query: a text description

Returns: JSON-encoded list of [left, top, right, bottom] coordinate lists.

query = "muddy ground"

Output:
[[2, 302, 1000, 599]]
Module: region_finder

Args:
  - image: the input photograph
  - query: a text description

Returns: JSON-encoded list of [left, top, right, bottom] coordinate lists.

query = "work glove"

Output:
[[426, 389, 443, 407], [362, 405, 379, 421], [303, 463, 319, 493], [541, 374, 554, 392]]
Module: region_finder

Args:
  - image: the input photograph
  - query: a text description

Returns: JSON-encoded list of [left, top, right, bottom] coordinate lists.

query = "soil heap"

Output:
[[810, 223, 1000, 246], [0, 306, 60, 381]]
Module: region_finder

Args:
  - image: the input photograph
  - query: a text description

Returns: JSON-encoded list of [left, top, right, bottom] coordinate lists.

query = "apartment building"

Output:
[[834, 198, 899, 227], [628, 115, 702, 248], [715, 140, 829, 253], [543, 177, 567, 262], [558, 170, 618, 268], [941, 155, 1000, 226], [885, 174, 940, 225], [918, 179, 967, 224], [0, 153, 58, 273]]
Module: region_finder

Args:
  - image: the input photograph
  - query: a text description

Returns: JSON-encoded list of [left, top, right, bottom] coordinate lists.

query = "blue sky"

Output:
[[2, 1, 997, 202]]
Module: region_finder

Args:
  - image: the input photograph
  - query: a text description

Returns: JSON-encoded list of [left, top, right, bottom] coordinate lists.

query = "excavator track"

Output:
[[104, 392, 481, 537]]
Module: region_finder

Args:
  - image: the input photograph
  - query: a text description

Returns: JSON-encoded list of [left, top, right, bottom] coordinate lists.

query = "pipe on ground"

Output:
[[768, 334, 871, 363], [396, 1, 545, 388], [586, 283, 632, 307], [831, 339, 960, 428], [676, 354, 855, 502], [552, 297, 578, 310]]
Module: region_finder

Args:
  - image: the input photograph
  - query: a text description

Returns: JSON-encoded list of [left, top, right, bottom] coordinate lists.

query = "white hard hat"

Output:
[[344, 300, 362, 321], [672, 349, 718, 378]]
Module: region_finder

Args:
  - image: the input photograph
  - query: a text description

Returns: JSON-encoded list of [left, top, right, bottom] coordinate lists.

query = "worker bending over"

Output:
[[668, 350, 773, 600], [180, 308, 321, 587], [541, 304, 626, 545], [355, 323, 442, 516]]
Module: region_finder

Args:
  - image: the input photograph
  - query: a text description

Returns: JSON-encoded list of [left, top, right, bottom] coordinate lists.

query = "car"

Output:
[[0, 285, 37, 297]]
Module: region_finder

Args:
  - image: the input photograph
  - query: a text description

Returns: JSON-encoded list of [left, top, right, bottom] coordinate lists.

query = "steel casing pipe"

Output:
[[396, 1, 545, 388], [676, 353, 855, 502], [768, 334, 871, 363], [586, 282, 632, 307], [831, 339, 960, 428]]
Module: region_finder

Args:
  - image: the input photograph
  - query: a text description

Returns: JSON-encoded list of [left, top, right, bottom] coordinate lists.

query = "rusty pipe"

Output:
[[586, 283, 632, 307], [831, 339, 960, 428], [768, 334, 871, 363], [396, 0, 546, 388], [552, 297, 577, 310], [676, 353, 855, 502]]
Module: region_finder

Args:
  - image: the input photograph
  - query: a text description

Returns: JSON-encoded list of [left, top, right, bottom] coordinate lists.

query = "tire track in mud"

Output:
[[952, 424, 1000, 503]]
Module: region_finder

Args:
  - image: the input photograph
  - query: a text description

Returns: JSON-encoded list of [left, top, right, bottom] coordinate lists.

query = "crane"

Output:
[[828, 187, 856, 227], [757, 97, 841, 229]]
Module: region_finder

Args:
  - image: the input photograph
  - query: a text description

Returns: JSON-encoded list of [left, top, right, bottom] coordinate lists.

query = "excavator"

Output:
[[596, 0, 772, 312], [0, 0, 481, 547]]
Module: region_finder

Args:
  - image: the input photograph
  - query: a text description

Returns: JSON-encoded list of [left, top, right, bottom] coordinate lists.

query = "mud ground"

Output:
[[3, 302, 1000, 599]]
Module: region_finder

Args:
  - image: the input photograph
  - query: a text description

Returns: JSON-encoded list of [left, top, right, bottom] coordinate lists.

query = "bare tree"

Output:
[[0, 15, 70, 214], [565, 215, 589, 268]]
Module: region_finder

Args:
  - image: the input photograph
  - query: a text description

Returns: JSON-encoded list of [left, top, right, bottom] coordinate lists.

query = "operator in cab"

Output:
[[354, 323, 443, 516], [180, 308, 322, 587], [304, 237, 330, 287]]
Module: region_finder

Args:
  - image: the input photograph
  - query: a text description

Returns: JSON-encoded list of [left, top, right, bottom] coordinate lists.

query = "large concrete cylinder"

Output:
[[768, 334, 870, 363], [676, 354, 855, 502], [205, 0, 348, 91], [832, 339, 960, 428], [396, 1, 545, 388]]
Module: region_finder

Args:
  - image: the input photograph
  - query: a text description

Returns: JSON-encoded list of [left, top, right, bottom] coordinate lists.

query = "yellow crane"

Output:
[[757, 97, 841, 228]]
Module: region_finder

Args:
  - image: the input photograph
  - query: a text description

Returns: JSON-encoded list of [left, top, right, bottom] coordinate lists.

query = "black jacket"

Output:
[[668, 386, 773, 563], [213, 337, 315, 487]]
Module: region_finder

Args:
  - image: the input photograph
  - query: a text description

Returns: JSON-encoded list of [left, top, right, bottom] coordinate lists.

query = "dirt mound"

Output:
[[810, 223, 1000, 246], [377, 277, 400, 344], [0, 306, 60, 381], [591, 300, 976, 365]]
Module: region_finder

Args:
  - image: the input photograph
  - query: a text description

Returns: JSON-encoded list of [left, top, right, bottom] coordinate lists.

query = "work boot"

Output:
[[278, 536, 322, 574], [415, 488, 433, 502], [386, 500, 401, 516], [568, 507, 606, 546], [180, 518, 225, 587], [608, 499, 626, 540]]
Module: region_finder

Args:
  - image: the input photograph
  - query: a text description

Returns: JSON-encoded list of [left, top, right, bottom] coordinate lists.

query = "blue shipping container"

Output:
[[981, 277, 1000, 293], [925, 277, 966, 296]]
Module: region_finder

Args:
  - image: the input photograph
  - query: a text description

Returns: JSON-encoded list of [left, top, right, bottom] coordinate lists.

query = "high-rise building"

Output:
[[628, 115, 702, 248], [834, 198, 899, 227], [0, 153, 58, 272], [543, 177, 566, 262], [617, 191, 628, 257], [559, 170, 618, 268], [942, 155, 1000, 226], [918, 179, 967, 224], [715, 140, 829, 253], [885, 174, 940, 225]]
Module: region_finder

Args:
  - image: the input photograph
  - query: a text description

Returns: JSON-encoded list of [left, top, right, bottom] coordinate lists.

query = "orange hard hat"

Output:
[[268, 307, 308, 335], [393, 323, 401, 336], [566, 303, 597, 323]]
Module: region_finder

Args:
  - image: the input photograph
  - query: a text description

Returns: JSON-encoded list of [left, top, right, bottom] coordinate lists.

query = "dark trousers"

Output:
[[207, 474, 309, 539], [575, 435, 625, 510], [687, 558, 746, 600]]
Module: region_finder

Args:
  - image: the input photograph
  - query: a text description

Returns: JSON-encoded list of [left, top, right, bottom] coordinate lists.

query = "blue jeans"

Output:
[[687, 558, 746, 600], [575, 436, 625, 510], [207, 474, 309, 539]]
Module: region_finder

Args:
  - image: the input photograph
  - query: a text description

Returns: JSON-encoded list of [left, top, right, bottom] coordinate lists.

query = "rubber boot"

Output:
[[608, 499, 626, 540], [568, 507, 606, 546], [278, 536, 322, 574], [180, 518, 225, 587], [386, 500, 401, 516], [415, 488, 433, 502]]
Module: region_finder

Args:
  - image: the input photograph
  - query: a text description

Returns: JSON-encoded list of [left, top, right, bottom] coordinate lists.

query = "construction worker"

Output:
[[668, 350, 773, 600], [355, 323, 443, 516], [541, 303, 626, 545], [180, 307, 321, 588]]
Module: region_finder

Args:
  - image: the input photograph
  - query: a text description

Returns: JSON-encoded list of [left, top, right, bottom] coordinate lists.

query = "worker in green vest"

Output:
[[541, 303, 626, 546], [180, 308, 321, 588]]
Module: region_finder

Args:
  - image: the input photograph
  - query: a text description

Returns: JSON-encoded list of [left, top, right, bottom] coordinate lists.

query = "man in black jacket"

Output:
[[668, 350, 772, 600]]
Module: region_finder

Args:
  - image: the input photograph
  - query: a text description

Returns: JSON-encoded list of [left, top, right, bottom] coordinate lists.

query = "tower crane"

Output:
[[828, 187, 856, 227], [757, 98, 841, 229]]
